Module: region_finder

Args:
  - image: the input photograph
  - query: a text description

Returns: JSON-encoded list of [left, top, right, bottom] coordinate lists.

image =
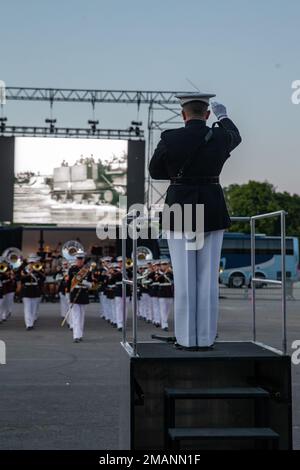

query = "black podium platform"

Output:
[[119, 341, 292, 450]]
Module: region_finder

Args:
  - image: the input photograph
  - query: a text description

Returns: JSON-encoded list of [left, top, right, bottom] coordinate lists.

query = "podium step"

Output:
[[165, 386, 270, 399], [168, 427, 279, 449]]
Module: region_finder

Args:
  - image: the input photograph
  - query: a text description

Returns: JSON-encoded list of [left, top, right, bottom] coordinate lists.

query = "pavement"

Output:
[[0, 290, 299, 450]]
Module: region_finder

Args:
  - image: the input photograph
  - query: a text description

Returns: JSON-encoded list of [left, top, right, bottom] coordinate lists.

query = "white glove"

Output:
[[82, 279, 92, 288], [211, 101, 228, 120]]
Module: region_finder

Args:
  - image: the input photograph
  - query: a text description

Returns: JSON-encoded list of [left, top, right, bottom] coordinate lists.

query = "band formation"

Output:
[[0, 243, 174, 343]]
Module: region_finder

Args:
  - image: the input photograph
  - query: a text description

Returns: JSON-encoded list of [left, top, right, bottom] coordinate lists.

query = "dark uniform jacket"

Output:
[[149, 118, 241, 232], [20, 271, 44, 298], [157, 271, 174, 298], [67, 265, 92, 305]]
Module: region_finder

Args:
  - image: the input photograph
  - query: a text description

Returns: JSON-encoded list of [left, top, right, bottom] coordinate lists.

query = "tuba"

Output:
[[132, 246, 153, 266], [62, 240, 84, 262], [2, 247, 23, 270]]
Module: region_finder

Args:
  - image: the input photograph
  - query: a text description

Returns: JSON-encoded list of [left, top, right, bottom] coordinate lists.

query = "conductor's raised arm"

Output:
[[211, 101, 242, 152]]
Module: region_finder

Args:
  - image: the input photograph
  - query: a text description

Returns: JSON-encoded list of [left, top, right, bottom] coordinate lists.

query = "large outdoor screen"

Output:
[[13, 137, 128, 226]]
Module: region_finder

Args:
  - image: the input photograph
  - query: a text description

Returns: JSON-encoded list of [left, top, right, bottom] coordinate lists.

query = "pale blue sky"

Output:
[[1, 0, 300, 194]]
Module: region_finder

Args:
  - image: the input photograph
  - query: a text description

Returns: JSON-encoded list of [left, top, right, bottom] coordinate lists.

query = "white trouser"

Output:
[[168, 229, 224, 347], [59, 292, 69, 318], [2, 292, 14, 320], [114, 296, 123, 328], [138, 294, 146, 318], [151, 297, 160, 325], [23, 297, 40, 328], [109, 299, 116, 324], [72, 304, 85, 339], [98, 292, 105, 318], [159, 297, 173, 329], [144, 293, 152, 321]]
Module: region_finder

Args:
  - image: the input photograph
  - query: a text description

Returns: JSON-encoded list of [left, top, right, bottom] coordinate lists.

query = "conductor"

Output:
[[149, 92, 242, 350]]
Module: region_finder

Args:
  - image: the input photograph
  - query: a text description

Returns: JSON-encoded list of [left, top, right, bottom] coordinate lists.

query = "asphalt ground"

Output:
[[0, 289, 299, 450]]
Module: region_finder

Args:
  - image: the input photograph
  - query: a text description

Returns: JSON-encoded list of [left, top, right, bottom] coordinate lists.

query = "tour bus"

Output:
[[219, 232, 300, 288], [158, 232, 300, 288]]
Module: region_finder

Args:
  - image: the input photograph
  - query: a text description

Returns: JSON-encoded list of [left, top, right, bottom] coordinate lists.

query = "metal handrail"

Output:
[[121, 210, 138, 356], [121, 211, 288, 357], [121, 211, 160, 356], [251, 210, 288, 354]]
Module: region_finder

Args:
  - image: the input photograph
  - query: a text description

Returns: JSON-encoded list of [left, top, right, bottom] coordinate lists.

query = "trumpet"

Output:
[[25, 261, 43, 273], [0, 261, 9, 273], [32, 261, 43, 272], [125, 258, 133, 268]]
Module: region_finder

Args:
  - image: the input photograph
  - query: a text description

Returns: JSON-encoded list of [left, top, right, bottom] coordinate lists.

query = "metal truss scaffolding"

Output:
[[2, 86, 189, 208]]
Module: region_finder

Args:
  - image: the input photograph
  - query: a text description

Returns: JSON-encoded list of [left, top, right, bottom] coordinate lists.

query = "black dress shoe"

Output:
[[26, 326, 34, 331], [197, 344, 215, 351], [162, 327, 169, 332], [73, 338, 80, 343], [174, 342, 199, 352]]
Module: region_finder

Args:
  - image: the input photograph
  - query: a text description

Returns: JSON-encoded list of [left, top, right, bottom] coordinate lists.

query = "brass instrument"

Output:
[[132, 246, 153, 266], [62, 240, 84, 262], [125, 258, 133, 268], [0, 260, 9, 273], [2, 247, 23, 270], [32, 261, 43, 272]]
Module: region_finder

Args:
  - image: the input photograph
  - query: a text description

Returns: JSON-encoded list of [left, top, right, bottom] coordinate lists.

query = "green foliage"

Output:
[[224, 180, 300, 238]]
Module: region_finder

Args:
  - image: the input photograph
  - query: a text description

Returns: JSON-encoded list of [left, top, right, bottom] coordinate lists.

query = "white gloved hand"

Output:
[[82, 279, 92, 288], [211, 101, 228, 120]]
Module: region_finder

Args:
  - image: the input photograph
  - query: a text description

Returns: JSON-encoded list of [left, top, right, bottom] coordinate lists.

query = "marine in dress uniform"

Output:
[[20, 255, 44, 330], [148, 262, 161, 328], [157, 260, 174, 331], [1, 266, 16, 321], [149, 92, 242, 349], [67, 250, 92, 343], [55, 260, 71, 327], [0, 259, 7, 324]]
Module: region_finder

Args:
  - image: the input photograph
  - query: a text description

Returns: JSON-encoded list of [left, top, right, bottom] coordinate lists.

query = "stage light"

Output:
[[130, 120, 142, 136], [88, 119, 99, 133], [0, 116, 7, 133], [45, 118, 57, 134]]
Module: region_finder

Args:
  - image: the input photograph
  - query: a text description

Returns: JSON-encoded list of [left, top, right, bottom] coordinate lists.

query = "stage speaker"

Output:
[[127, 140, 145, 209], [0, 137, 15, 222]]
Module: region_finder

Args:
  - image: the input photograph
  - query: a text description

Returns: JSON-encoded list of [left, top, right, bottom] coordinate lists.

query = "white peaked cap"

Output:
[[175, 92, 216, 106]]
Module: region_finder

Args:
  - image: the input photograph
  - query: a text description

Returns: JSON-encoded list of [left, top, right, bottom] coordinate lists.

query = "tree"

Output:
[[224, 180, 300, 239]]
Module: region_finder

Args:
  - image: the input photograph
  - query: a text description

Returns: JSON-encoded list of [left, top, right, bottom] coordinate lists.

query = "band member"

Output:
[[1, 264, 16, 321], [103, 265, 114, 326], [157, 260, 174, 331], [55, 260, 71, 326], [148, 262, 161, 328], [137, 263, 148, 321], [0, 258, 7, 324], [20, 255, 44, 330], [66, 250, 92, 343], [149, 93, 241, 350], [92, 260, 107, 320], [111, 260, 123, 331]]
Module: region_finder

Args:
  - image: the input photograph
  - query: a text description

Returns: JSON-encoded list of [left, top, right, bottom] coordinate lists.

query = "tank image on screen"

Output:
[[13, 137, 128, 226]]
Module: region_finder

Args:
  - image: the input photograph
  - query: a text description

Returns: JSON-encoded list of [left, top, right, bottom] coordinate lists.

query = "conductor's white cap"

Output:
[[175, 92, 216, 106]]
